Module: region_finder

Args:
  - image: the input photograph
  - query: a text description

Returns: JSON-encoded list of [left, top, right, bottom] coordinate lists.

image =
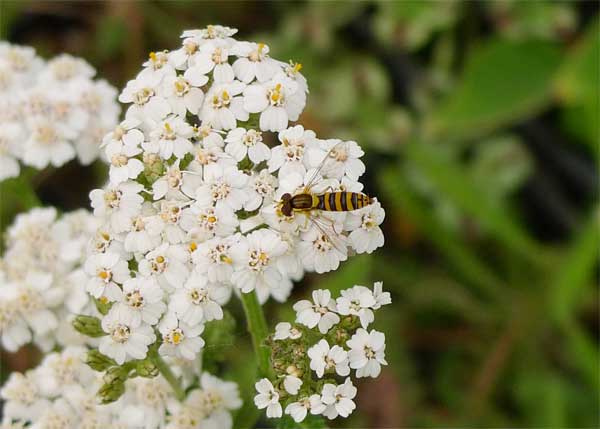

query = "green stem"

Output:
[[150, 349, 186, 401], [240, 290, 271, 377]]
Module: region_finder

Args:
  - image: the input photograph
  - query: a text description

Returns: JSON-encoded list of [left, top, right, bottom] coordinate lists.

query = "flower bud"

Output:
[[103, 366, 129, 385], [72, 315, 106, 337], [97, 379, 125, 404], [85, 349, 117, 372], [135, 359, 159, 378]]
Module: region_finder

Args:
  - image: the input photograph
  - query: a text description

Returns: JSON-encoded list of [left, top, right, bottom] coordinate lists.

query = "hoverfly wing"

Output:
[[303, 141, 346, 193], [307, 213, 348, 257]]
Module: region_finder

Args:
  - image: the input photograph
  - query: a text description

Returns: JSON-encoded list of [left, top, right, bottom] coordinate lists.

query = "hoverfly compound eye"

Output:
[[281, 202, 292, 217], [281, 193, 292, 202]]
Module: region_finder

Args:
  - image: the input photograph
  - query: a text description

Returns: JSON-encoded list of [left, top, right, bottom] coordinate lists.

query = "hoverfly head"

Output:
[[280, 193, 293, 217]]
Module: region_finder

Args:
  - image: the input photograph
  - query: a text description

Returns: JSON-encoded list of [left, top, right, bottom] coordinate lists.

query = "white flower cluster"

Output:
[[85, 25, 385, 366], [0, 208, 101, 353], [0, 346, 241, 429], [0, 42, 120, 180], [254, 282, 391, 422]]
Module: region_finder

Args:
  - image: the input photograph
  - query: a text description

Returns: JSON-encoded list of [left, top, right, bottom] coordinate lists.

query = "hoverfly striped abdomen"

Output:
[[316, 192, 371, 211]]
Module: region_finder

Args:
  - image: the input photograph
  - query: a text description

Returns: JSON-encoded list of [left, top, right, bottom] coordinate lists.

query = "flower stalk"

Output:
[[149, 348, 186, 402], [241, 290, 272, 377]]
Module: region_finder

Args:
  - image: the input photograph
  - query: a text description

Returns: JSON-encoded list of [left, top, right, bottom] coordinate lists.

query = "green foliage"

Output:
[[202, 311, 237, 373], [556, 18, 600, 152], [426, 39, 562, 141]]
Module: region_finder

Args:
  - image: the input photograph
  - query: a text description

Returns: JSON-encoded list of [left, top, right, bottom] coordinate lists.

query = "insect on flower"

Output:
[[279, 142, 374, 247]]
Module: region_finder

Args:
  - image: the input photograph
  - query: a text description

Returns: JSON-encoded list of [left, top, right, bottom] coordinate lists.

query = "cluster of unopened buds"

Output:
[[0, 42, 120, 180], [0, 346, 241, 428], [84, 24, 385, 372], [255, 282, 390, 422]]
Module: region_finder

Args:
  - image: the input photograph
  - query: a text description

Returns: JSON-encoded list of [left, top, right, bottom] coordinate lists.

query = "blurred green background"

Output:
[[1, 1, 598, 428]]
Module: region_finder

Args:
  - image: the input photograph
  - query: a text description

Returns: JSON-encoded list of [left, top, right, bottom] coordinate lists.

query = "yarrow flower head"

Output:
[[0, 346, 241, 429], [254, 281, 391, 423], [81, 24, 385, 377], [0, 43, 120, 181], [0, 208, 101, 352]]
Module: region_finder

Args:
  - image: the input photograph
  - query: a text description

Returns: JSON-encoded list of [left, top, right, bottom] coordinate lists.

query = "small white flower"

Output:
[[189, 40, 235, 83], [254, 378, 282, 418], [307, 339, 350, 378], [0, 123, 23, 180], [194, 165, 249, 212], [120, 73, 171, 124], [244, 169, 278, 211], [224, 127, 270, 163], [196, 372, 242, 427], [282, 375, 302, 395], [102, 122, 143, 149], [344, 200, 385, 254], [0, 287, 31, 352], [298, 222, 348, 274], [84, 252, 130, 301], [372, 281, 391, 309], [170, 271, 230, 325], [112, 276, 166, 326], [0, 372, 45, 422], [180, 204, 239, 242], [162, 74, 205, 116], [22, 119, 76, 169], [268, 125, 316, 178], [192, 235, 238, 283], [187, 142, 235, 180], [320, 378, 357, 419], [89, 181, 144, 233], [145, 199, 188, 244], [99, 308, 156, 365], [231, 42, 279, 83], [151, 160, 203, 201], [336, 285, 376, 329], [347, 328, 387, 378], [200, 81, 248, 130], [293, 289, 340, 334], [138, 243, 190, 290], [308, 138, 365, 182], [158, 313, 205, 360], [105, 138, 144, 185], [285, 397, 312, 423], [243, 75, 304, 132], [230, 229, 287, 301], [273, 322, 301, 340], [123, 212, 161, 254], [140, 50, 175, 79], [146, 115, 194, 160]]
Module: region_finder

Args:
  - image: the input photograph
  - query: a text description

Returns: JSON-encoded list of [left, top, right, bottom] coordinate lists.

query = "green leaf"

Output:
[[379, 167, 503, 299], [425, 38, 562, 141], [469, 134, 533, 198], [555, 18, 599, 151], [95, 15, 127, 62], [550, 209, 599, 324], [403, 141, 543, 265]]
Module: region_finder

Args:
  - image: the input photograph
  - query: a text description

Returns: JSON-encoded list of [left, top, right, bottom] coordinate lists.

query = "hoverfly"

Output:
[[278, 141, 374, 247]]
